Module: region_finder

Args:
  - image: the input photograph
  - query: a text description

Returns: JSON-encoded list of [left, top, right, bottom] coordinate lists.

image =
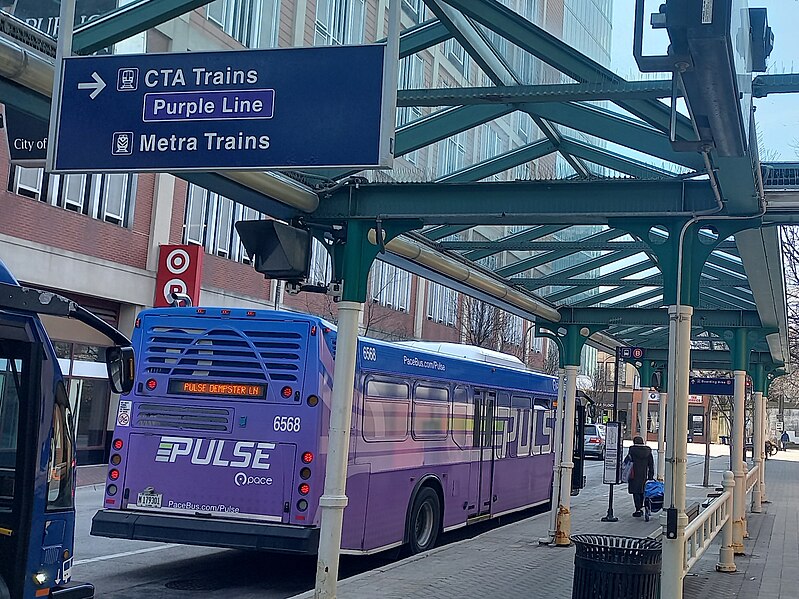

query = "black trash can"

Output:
[[571, 535, 661, 599]]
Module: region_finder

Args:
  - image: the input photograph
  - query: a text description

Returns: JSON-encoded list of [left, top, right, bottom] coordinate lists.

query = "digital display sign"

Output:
[[167, 379, 266, 398]]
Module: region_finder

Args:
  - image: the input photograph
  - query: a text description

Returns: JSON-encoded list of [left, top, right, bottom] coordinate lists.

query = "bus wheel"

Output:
[[408, 487, 441, 554]]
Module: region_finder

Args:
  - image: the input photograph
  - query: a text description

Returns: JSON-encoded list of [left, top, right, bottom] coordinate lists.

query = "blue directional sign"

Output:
[[689, 377, 734, 396], [52, 45, 392, 172]]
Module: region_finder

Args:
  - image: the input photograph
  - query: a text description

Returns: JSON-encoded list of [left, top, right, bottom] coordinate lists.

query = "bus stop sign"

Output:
[[51, 44, 393, 172]]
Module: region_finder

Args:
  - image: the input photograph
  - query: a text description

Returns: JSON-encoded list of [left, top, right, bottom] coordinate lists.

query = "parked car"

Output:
[[584, 423, 606, 459]]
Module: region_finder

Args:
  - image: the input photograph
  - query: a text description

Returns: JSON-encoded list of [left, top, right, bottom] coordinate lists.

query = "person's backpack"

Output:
[[621, 455, 634, 483]]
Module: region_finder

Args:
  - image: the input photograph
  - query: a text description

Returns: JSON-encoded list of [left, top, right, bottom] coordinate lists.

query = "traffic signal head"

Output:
[[235, 220, 311, 281]]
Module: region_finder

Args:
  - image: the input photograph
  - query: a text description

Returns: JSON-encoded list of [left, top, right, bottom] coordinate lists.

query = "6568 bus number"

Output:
[[273, 416, 301, 432]]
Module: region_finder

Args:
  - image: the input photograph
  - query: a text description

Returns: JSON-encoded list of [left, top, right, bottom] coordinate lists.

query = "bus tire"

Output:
[[407, 486, 441, 555]]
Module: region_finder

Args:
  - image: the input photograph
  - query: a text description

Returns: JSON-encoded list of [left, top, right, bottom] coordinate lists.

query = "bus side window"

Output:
[[362, 378, 410, 442], [451, 386, 471, 449], [47, 382, 74, 510], [411, 384, 449, 440], [511, 395, 532, 457]]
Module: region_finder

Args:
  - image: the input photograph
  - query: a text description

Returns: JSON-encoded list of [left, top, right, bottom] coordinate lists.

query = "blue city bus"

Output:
[[92, 306, 560, 555], [0, 259, 134, 599]]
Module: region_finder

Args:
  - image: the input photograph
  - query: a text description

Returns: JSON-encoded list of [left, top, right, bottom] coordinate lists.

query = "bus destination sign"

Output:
[[52, 44, 393, 172], [168, 379, 265, 399]]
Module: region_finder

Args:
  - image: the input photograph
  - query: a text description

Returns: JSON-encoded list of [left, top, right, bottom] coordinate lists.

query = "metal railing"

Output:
[[684, 472, 735, 573], [746, 464, 759, 494]]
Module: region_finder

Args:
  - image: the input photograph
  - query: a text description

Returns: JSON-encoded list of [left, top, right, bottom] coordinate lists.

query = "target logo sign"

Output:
[[154, 245, 204, 307]]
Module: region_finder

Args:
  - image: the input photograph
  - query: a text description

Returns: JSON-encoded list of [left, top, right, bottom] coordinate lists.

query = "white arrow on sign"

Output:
[[77, 71, 106, 99]]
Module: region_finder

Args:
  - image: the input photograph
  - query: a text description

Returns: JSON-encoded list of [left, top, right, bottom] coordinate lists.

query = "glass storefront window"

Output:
[[73, 344, 105, 363], [53, 341, 72, 360], [67, 378, 110, 464]]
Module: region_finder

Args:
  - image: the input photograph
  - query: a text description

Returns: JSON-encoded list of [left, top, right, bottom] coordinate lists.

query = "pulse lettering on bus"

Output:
[[155, 437, 274, 469]]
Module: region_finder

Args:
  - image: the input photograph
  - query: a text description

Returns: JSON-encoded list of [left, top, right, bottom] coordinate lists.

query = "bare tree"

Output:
[[544, 340, 559, 375], [585, 363, 612, 416], [459, 295, 511, 349]]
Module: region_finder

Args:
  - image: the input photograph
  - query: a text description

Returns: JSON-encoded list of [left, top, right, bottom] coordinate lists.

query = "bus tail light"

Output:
[[300, 467, 311, 480], [281, 386, 293, 398], [107, 484, 118, 496], [301, 452, 314, 464], [146, 379, 157, 391], [307, 395, 319, 407], [298, 483, 310, 496], [297, 499, 308, 512], [109, 469, 120, 481], [113, 438, 124, 451], [110, 454, 122, 465]]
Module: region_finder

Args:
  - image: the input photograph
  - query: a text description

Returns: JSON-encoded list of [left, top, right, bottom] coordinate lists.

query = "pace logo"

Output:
[[234, 472, 274, 486], [155, 436, 275, 470]]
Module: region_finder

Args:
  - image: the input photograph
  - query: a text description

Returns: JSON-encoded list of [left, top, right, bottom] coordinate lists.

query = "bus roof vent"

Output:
[[394, 341, 526, 370]]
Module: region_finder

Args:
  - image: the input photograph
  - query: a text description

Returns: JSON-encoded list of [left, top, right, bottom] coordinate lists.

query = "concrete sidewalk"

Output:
[[292, 448, 736, 599], [684, 451, 799, 599]]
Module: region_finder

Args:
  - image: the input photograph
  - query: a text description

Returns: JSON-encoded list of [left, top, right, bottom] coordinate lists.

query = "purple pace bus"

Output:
[[91, 306, 558, 555]]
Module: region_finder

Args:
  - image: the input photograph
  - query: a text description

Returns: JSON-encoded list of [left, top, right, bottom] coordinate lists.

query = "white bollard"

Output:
[[716, 471, 737, 572], [554, 365, 579, 546]]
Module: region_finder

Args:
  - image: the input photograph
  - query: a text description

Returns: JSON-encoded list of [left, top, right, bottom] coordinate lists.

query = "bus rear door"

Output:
[[472, 390, 495, 518]]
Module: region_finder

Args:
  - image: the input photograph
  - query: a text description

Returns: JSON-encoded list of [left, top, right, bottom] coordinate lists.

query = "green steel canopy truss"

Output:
[[0, 0, 794, 370]]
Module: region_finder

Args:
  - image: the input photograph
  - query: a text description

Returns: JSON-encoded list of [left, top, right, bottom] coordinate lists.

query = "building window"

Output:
[[184, 185, 208, 245], [402, 0, 424, 22], [8, 166, 135, 227], [506, 314, 524, 346], [437, 132, 465, 177], [517, 112, 532, 142], [480, 125, 503, 180], [207, 0, 278, 47], [11, 166, 43, 199], [314, 0, 365, 46], [445, 38, 469, 75], [397, 55, 424, 128], [183, 185, 264, 262], [427, 281, 457, 326], [370, 260, 411, 312], [309, 238, 332, 285]]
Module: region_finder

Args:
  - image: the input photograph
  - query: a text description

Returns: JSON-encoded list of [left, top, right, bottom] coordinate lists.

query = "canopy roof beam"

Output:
[[314, 180, 719, 225], [397, 80, 675, 106]]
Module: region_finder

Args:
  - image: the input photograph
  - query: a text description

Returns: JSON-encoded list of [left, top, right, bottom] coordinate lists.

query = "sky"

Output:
[[610, 0, 799, 161]]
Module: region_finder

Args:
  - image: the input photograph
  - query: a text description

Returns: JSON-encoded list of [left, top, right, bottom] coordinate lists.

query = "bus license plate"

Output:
[[137, 492, 162, 508]]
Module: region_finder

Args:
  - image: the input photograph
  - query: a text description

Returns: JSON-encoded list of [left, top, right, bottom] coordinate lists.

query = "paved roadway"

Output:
[[73, 445, 721, 597]]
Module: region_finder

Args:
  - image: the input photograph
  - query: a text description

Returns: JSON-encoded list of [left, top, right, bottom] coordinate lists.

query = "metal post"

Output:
[[715, 471, 737, 572], [46, 0, 77, 171], [601, 354, 619, 522], [657, 391, 667, 481], [542, 367, 566, 544], [752, 391, 763, 513], [760, 392, 768, 503], [637, 389, 646, 439], [731, 369, 746, 554], [703, 400, 711, 487], [314, 301, 363, 599], [554, 364, 579, 546], [660, 305, 692, 599]]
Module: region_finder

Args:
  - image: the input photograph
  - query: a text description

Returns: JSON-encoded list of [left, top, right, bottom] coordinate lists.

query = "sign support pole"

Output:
[[601, 352, 620, 522], [46, 0, 77, 172]]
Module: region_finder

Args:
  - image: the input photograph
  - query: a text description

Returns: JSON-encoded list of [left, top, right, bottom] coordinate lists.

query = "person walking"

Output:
[[625, 436, 655, 517], [781, 430, 790, 451]]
